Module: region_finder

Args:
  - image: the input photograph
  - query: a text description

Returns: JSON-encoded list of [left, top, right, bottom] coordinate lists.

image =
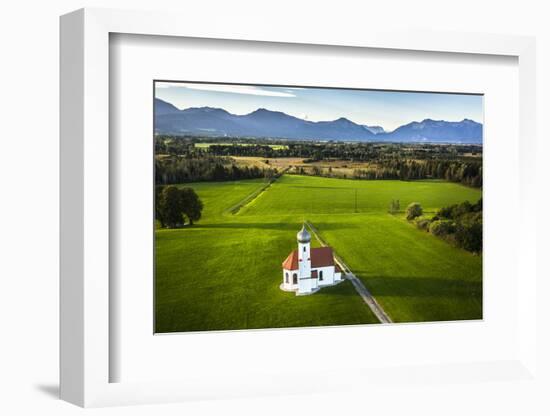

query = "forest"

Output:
[[155, 154, 276, 184], [155, 135, 482, 187]]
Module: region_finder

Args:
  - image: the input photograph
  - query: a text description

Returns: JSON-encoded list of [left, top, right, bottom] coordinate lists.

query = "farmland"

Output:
[[155, 178, 380, 332], [155, 174, 482, 332], [194, 142, 289, 150]]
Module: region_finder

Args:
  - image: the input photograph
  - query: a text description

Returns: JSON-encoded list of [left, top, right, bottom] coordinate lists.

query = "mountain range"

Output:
[[154, 98, 482, 143]]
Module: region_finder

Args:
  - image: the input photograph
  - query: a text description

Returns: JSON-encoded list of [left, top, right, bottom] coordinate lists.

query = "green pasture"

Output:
[[309, 214, 482, 322], [155, 174, 482, 332], [155, 178, 379, 332], [239, 175, 481, 216]]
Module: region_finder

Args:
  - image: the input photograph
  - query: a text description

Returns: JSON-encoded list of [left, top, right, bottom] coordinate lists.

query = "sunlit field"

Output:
[[155, 175, 482, 333]]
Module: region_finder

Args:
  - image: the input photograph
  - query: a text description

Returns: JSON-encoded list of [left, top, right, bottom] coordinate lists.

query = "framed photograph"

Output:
[[152, 80, 484, 333], [60, 8, 538, 408]]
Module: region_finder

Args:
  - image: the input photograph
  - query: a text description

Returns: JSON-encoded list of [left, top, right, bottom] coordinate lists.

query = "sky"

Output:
[[155, 81, 483, 132]]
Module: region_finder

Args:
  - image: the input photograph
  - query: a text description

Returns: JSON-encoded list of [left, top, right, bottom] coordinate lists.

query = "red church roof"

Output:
[[282, 247, 335, 270]]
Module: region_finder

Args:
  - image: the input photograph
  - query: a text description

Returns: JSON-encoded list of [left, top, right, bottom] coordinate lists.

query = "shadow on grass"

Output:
[[191, 222, 354, 232], [287, 185, 358, 191], [354, 274, 482, 299]]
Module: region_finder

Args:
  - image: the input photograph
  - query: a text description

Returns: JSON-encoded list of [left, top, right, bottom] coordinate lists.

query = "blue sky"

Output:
[[155, 81, 483, 132]]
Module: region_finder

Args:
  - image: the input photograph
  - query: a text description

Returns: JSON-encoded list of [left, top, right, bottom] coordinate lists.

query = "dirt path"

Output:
[[305, 221, 393, 324], [224, 168, 290, 215]]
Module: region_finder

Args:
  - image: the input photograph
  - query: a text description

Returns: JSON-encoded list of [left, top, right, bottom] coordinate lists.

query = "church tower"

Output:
[[297, 224, 311, 279]]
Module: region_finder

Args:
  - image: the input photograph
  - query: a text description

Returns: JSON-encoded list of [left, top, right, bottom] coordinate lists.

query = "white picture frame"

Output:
[[60, 7, 538, 408]]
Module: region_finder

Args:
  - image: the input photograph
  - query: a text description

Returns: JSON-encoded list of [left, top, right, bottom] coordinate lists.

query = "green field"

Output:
[[155, 175, 482, 332], [194, 142, 289, 150]]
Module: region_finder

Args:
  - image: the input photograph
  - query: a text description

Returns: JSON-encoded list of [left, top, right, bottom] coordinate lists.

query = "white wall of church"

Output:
[[315, 266, 336, 286], [298, 276, 313, 293], [283, 265, 343, 293], [282, 269, 299, 291]]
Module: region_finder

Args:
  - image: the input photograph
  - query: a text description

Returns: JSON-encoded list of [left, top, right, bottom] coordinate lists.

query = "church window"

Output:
[[303, 246, 306, 252], [319, 271, 324, 281], [293, 273, 298, 284], [285, 273, 289, 283]]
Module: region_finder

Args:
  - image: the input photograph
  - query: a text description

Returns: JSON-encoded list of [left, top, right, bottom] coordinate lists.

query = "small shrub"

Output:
[[415, 218, 431, 231], [406, 202, 423, 220], [429, 220, 455, 237], [388, 199, 400, 214], [437, 205, 455, 219]]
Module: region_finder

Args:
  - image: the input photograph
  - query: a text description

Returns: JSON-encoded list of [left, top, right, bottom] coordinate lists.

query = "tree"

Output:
[[472, 198, 482, 212], [431, 200, 482, 253], [406, 202, 423, 220], [415, 218, 431, 231], [157, 186, 186, 228], [456, 221, 482, 253], [388, 199, 400, 214], [155, 185, 165, 224], [311, 165, 322, 176], [156, 186, 203, 227], [180, 187, 203, 225], [429, 220, 455, 237]]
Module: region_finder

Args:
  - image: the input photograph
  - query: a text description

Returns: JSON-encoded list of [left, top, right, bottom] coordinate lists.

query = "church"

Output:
[[281, 225, 343, 295]]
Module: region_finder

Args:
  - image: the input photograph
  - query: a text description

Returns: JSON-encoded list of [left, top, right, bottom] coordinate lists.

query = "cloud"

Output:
[[155, 82, 295, 98]]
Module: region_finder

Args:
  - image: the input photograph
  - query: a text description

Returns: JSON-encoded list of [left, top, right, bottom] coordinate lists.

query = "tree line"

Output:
[[202, 140, 481, 163], [404, 199, 483, 253], [289, 159, 481, 188], [156, 136, 482, 162], [155, 155, 276, 184], [155, 136, 482, 187], [352, 159, 482, 187]]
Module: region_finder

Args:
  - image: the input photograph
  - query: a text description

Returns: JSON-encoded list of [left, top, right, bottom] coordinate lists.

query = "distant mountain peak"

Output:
[[154, 98, 482, 143], [364, 125, 386, 135], [185, 106, 228, 113], [248, 108, 288, 117], [154, 97, 181, 115], [333, 117, 355, 124], [385, 118, 483, 143]]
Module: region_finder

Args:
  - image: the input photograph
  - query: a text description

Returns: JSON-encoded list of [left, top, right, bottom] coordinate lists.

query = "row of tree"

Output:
[[287, 159, 481, 187], [197, 139, 481, 162], [155, 136, 482, 162], [154, 136, 482, 188], [155, 155, 276, 184], [352, 160, 482, 187], [404, 199, 483, 253]]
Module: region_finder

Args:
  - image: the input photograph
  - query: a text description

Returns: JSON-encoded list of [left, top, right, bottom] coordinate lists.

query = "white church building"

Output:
[[280, 225, 343, 295]]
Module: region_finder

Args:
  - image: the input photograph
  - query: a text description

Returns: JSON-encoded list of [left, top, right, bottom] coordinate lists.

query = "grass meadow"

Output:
[[155, 174, 482, 332]]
